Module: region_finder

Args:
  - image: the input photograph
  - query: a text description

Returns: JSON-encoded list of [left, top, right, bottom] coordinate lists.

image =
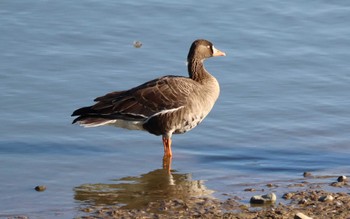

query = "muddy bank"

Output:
[[77, 190, 349, 219], [76, 174, 350, 219]]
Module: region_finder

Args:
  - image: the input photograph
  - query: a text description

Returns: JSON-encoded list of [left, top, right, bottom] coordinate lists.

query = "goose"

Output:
[[72, 39, 225, 162]]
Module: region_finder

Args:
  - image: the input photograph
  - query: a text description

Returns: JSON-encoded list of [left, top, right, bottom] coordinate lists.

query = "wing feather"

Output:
[[72, 76, 197, 124]]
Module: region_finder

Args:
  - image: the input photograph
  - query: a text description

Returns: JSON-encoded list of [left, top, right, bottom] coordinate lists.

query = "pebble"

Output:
[[133, 41, 142, 48], [34, 185, 46, 192], [337, 175, 347, 182], [295, 212, 313, 219], [244, 188, 256, 192], [9, 216, 29, 219], [298, 198, 308, 204], [303, 172, 312, 177], [288, 183, 305, 187], [266, 183, 277, 187], [330, 182, 344, 187], [82, 208, 94, 213], [335, 201, 343, 207], [319, 195, 334, 202], [282, 192, 294, 200], [250, 192, 276, 204]]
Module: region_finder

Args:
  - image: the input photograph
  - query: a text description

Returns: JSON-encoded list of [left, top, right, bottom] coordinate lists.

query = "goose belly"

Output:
[[173, 114, 205, 134], [173, 98, 217, 134]]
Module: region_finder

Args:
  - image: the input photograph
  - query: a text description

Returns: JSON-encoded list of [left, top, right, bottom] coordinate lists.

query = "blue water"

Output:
[[1, 1, 350, 218]]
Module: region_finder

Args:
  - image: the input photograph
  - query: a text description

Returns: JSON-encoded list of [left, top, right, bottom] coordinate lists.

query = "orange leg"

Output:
[[162, 136, 172, 157], [162, 155, 172, 173], [162, 136, 173, 173]]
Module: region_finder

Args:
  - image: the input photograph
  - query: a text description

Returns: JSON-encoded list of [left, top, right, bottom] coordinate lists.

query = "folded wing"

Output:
[[71, 76, 195, 127]]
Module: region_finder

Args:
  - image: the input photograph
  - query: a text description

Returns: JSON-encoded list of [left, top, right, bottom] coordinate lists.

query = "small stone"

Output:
[[295, 212, 313, 219], [239, 204, 249, 210], [250, 192, 276, 204], [335, 201, 342, 207], [319, 195, 334, 202], [34, 185, 46, 192], [288, 183, 305, 187], [282, 192, 294, 200], [82, 207, 94, 212], [133, 41, 142, 48], [232, 195, 242, 200], [303, 172, 312, 177], [7, 216, 28, 219], [244, 188, 256, 192], [275, 210, 283, 215], [111, 210, 118, 215], [337, 175, 347, 182], [298, 198, 308, 204], [330, 182, 344, 187], [172, 199, 184, 206]]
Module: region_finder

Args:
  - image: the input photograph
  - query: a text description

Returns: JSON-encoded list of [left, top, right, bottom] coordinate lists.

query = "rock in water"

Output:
[[133, 41, 142, 48], [34, 185, 46, 192], [282, 192, 295, 200], [337, 175, 347, 182], [250, 192, 276, 204], [319, 195, 334, 202], [303, 172, 312, 177]]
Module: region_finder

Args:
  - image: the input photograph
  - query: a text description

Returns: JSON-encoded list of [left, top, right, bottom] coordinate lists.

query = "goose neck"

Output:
[[187, 59, 209, 82]]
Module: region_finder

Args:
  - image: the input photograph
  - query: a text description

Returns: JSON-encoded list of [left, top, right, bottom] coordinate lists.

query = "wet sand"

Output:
[[75, 173, 350, 219]]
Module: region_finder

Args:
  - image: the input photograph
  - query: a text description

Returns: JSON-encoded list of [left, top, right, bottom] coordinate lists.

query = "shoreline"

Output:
[[74, 173, 349, 219], [3, 173, 349, 219]]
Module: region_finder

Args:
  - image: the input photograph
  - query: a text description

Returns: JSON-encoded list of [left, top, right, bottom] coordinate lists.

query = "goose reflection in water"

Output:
[[74, 168, 213, 209]]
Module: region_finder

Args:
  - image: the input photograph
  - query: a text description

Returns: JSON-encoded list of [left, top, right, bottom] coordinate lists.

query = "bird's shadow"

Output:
[[74, 167, 213, 210]]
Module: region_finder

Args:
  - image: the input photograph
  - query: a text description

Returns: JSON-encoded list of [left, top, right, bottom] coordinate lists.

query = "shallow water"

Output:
[[1, 0, 350, 218]]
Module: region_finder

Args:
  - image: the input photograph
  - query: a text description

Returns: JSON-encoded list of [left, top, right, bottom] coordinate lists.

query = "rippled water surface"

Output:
[[1, 1, 350, 218]]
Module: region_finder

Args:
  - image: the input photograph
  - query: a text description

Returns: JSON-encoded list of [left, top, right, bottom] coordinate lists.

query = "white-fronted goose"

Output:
[[72, 39, 225, 160]]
